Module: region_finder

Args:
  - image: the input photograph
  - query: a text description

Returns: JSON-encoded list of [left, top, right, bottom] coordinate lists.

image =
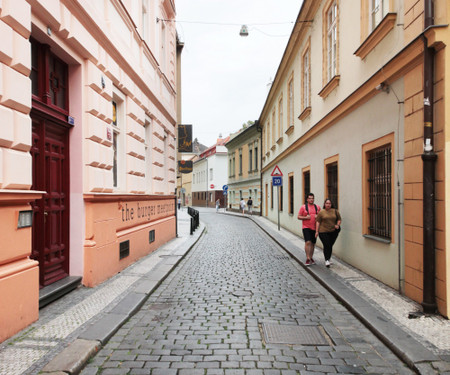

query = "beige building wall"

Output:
[[260, 0, 448, 316]]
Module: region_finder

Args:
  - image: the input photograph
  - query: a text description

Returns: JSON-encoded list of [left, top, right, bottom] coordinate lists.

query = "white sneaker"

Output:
[[325, 260, 331, 267]]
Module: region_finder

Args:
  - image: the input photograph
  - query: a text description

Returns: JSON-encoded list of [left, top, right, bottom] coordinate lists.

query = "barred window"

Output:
[[288, 174, 294, 214], [368, 145, 391, 239], [326, 162, 338, 208]]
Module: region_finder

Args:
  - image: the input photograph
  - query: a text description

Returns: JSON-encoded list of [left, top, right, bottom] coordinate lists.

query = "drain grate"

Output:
[[261, 323, 331, 346]]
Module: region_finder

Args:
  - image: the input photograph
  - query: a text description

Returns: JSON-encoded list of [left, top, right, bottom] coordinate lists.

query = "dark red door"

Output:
[[31, 114, 70, 287]]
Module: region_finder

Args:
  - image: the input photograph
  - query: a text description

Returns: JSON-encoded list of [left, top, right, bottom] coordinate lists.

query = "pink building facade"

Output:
[[0, 0, 178, 342]]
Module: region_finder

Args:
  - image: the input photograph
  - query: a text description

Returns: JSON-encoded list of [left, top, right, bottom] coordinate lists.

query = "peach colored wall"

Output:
[[402, 0, 448, 316], [0, 194, 41, 342], [83, 196, 176, 287]]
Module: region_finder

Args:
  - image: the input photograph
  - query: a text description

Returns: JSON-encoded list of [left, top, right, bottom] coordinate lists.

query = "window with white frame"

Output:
[[370, 0, 389, 31], [327, 1, 338, 81], [288, 77, 294, 127], [278, 96, 283, 139], [112, 90, 125, 190], [144, 116, 153, 191], [303, 49, 310, 109]]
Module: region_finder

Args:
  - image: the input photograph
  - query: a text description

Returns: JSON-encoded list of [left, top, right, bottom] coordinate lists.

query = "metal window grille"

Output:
[[327, 162, 338, 208], [368, 145, 392, 239], [303, 171, 310, 202]]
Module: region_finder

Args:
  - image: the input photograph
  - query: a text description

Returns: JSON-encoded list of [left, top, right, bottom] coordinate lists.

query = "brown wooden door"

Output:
[[31, 114, 70, 287]]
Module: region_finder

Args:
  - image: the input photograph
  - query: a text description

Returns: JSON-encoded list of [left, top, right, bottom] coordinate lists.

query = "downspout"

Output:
[[421, 0, 437, 313], [255, 120, 263, 216]]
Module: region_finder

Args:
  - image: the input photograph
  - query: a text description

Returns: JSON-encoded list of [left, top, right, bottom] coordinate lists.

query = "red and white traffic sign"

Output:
[[271, 165, 283, 177]]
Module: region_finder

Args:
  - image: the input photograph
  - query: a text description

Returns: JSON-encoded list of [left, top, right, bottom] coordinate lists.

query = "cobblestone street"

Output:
[[81, 211, 413, 374]]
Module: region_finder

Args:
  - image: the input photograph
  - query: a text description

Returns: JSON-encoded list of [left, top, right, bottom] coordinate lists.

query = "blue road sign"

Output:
[[222, 185, 229, 192], [272, 176, 282, 186]]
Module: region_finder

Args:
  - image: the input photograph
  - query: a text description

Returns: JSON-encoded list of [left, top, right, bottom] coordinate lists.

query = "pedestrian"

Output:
[[215, 198, 220, 212], [247, 197, 253, 215], [297, 193, 320, 266], [240, 198, 246, 214], [177, 197, 181, 210], [315, 198, 341, 267]]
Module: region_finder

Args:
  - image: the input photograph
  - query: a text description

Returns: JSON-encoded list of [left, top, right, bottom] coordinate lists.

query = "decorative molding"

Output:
[[298, 107, 311, 121], [276, 137, 283, 145], [318, 75, 340, 99], [354, 13, 397, 59], [285, 125, 295, 135]]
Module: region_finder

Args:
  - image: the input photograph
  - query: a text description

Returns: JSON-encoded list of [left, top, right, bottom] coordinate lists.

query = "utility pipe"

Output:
[[421, 0, 437, 314]]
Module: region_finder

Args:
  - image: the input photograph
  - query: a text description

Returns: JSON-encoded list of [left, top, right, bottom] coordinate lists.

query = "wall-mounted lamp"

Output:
[[376, 82, 390, 94], [239, 25, 249, 37], [18, 210, 33, 229]]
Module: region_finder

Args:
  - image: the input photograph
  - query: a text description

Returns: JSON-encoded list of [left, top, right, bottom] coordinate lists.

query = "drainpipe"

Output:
[[421, 0, 437, 314], [255, 120, 263, 216]]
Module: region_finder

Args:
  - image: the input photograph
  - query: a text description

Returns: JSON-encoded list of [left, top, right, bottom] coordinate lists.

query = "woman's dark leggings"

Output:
[[319, 231, 338, 261]]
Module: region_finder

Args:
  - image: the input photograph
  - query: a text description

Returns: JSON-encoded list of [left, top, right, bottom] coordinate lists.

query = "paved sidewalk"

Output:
[[0, 207, 204, 375], [223, 210, 450, 374]]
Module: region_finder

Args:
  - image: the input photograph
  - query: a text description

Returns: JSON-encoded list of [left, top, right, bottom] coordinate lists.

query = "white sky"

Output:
[[175, 0, 303, 147]]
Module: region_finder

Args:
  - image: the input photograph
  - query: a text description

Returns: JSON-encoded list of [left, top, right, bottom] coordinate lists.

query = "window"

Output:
[[31, 38, 69, 113], [232, 154, 236, 176], [288, 173, 294, 214], [279, 184, 283, 211], [271, 111, 276, 146], [370, 0, 389, 31], [303, 48, 310, 109], [249, 147, 253, 171], [303, 167, 311, 204], [327, 1, 338, 82], [362, 134, 393, 241], [355, 0, 396, 59], [287, 77, 294, 129], [271, 182, 274, 209], [278, 96, 283, 141], [209, 168, 213, 181], [254, 141, 258, 171], [325, 157, 338, 208], [368, 145, 392, 239], [160, 20, 166, 71], [111, 93, 125, 189], [141, 0, 149, 41], [144, 117, 153, 191], [239, 148, 242, 175]]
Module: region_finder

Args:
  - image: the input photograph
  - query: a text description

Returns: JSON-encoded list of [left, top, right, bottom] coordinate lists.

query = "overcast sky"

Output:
[[176, 0, 303, 148]]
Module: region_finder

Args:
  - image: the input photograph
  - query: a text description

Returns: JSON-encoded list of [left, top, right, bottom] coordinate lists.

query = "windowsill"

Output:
[[354, 13, 397, 59], [285, 124, 294, 135], [276, 137, 283, 145], [319, 75, 340, 98], [363, 234, 391, 244], [298, 106, 311, 121]]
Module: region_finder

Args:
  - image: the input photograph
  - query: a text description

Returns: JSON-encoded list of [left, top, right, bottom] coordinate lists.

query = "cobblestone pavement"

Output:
[[82, 211, 414, 374]]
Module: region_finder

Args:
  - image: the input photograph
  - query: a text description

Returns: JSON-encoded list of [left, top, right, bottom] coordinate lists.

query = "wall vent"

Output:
[[119, 240, 130, 259], [149, 230, 155, 243]]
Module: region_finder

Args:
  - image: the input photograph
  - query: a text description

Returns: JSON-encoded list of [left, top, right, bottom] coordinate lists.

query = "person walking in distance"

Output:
[[240, 198, 246, 214], [247, 197, 253, 215], [215, 198, 220, 212], [297, 193, 320, 266], [315, 198, 342, 267]]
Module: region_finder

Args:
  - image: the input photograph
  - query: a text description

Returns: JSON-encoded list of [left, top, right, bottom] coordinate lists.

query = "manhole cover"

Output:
[[232, 290, 253, 297], [261, 323, 331, 346]]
